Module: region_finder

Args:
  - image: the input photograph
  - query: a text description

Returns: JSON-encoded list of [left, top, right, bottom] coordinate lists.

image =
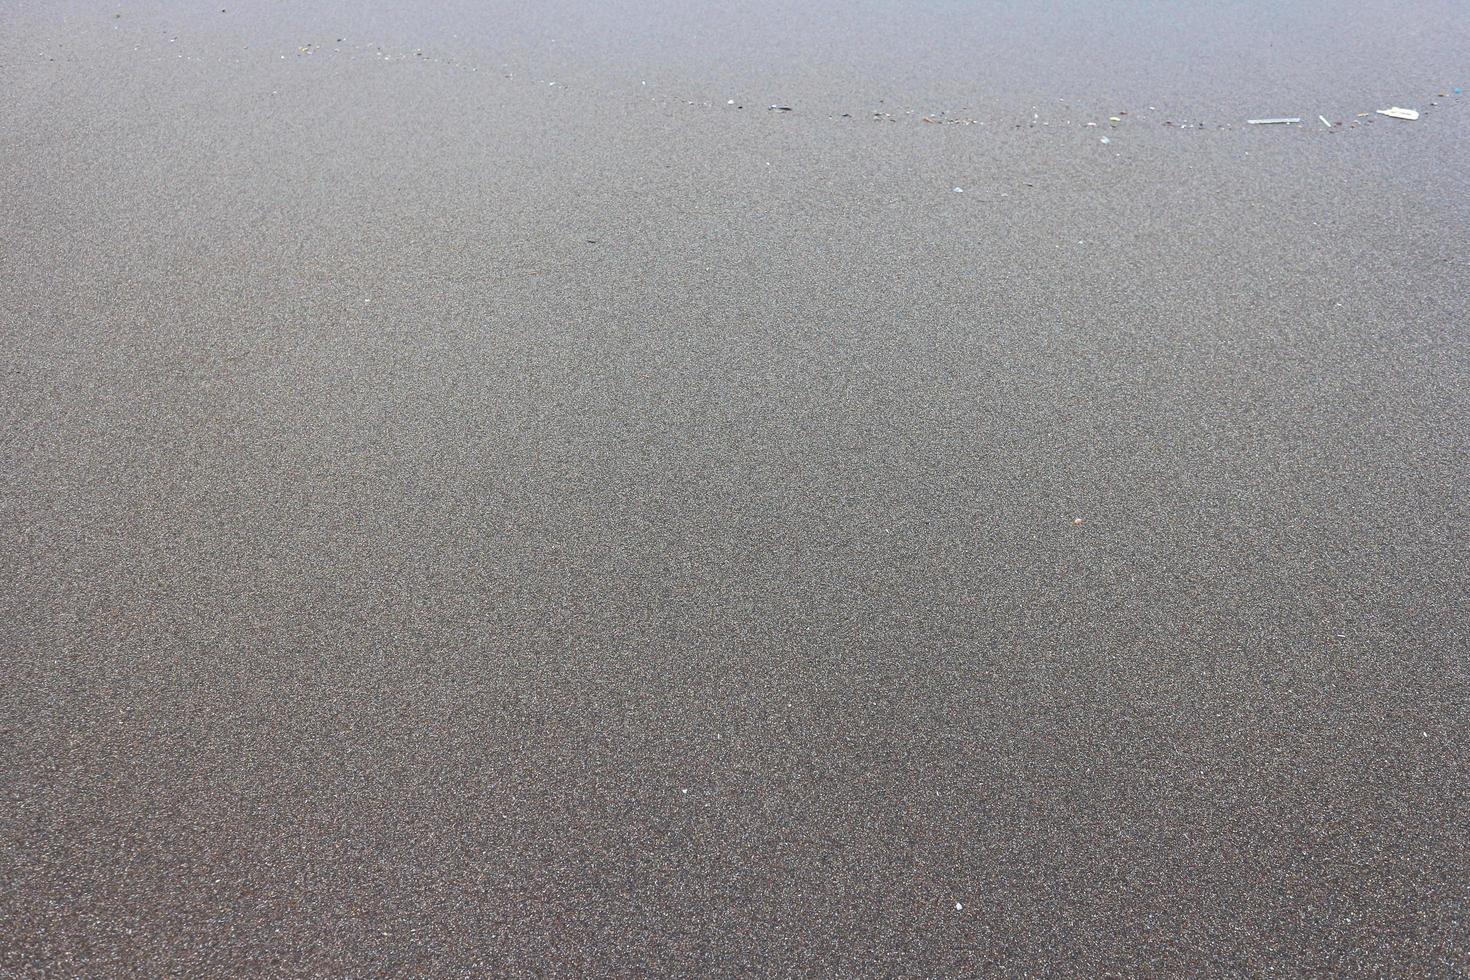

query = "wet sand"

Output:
[[3, 1, 1468, 975]]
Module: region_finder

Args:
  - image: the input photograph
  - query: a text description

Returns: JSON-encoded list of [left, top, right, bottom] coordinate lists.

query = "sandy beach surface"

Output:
[[3, 1, 1468, 975]]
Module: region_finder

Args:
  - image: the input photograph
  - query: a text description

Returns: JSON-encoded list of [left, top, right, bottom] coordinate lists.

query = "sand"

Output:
[[3, 0, 1468, 975]]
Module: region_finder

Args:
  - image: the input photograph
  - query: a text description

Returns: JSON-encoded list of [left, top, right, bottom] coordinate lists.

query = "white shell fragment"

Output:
[[1376, 106, 1420, 120]]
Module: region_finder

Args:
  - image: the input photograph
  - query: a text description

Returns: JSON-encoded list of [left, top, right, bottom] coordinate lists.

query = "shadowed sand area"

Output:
[[3, 0, 1468, 975]]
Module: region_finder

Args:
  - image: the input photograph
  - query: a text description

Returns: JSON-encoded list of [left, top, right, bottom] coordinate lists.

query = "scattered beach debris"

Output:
[[952, 187, 964, 193], [142, 30, 1466, 146], [1073, 518, 1085, 526]]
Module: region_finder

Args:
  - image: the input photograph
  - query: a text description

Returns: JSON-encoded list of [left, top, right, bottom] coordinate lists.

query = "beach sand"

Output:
[[3, 0, 1467, 974]]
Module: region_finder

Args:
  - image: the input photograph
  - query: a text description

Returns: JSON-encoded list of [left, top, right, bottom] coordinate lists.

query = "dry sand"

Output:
[[3, 0, 1468, 975]]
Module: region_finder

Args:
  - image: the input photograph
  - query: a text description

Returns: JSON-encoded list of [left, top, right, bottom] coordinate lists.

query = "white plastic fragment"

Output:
[[1247, 117, 1301, 125], [1319, 115, 1332, 127], [1376, 106, 1419, 120]]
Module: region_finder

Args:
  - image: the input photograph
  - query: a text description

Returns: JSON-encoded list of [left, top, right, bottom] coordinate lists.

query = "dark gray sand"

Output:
[[3, 0, 1468, 975]]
